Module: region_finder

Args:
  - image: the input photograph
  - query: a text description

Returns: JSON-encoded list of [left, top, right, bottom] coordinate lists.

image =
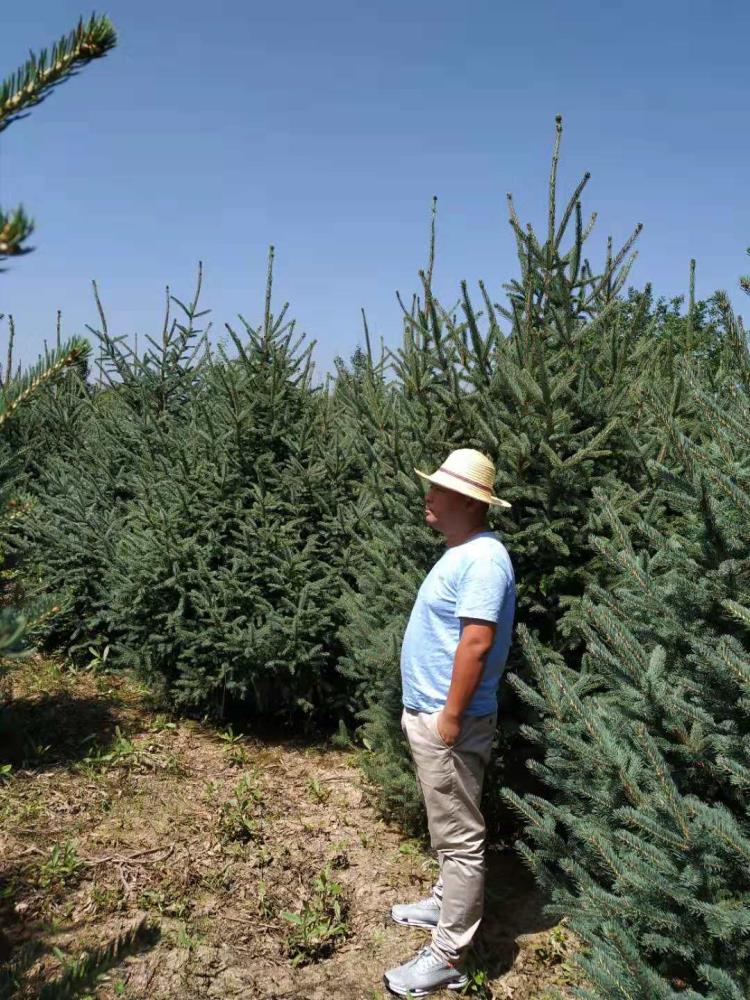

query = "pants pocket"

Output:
[[427, 710, 453, 750]]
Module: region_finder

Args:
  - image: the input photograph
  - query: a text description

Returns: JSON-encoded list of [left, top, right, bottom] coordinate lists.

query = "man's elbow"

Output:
[[460, 620, 496, 657], [460, 634, 494, 658], [462, 639, 492, 660]]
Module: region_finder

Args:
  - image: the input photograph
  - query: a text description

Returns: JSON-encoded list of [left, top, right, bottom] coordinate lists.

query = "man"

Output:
[[383, 448, 516, 998]]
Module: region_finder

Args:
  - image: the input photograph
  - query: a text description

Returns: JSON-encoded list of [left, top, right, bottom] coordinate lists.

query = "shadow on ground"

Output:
[[0, 692, 119, 770], [475, 847, 556, 979], [0, 914, 160, 1000]]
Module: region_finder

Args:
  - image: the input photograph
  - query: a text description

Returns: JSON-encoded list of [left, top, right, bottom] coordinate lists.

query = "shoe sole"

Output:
[[383, 974, 468, 997], [390, 914, 439, 930]]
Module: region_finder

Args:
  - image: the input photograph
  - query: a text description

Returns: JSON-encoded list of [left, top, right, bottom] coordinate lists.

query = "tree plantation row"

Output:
[[2, 130, 749, 999]]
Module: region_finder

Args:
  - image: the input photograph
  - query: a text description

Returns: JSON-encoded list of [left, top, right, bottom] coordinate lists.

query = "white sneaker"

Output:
[[390, 894, 441, 929], [384, 945, 468, 996]]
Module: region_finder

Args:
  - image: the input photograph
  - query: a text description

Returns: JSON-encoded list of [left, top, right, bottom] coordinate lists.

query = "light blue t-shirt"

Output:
[[400, 531, 516, 716]]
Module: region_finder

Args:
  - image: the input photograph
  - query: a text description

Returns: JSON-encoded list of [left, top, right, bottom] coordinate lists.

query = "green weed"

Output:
[[281, 865, 350, 966], [137, 887, 189, 919], [149, 714, 177, 733], [86, 643, 110, 669], [77, 726, 141, 774], [257, 879, 275, 919], [533, 924, 576, 966], [37, 917, 159, 1000], [530, 924, 582, 992], [76, 726, 183, 777], [175, 924, 202, 951], [307, 777, 330, 803], [218, 774, 264, 843], [218, 725, 250, 766], [38, 841, 83, 890], [458, 964, 492, 998]]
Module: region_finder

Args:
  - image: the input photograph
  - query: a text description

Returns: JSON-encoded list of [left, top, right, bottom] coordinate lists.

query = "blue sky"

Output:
[[1, 0, 748, 375]]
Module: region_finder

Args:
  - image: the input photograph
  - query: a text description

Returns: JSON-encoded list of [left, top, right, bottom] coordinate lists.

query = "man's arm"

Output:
[[437, 618, 495, 746]]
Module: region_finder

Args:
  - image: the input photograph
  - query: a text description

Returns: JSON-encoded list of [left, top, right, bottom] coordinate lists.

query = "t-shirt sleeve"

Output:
[[455, 555, 510, 623]]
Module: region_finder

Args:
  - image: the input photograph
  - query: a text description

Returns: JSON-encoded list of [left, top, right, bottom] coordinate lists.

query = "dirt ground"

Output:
[[0, 656, 581, 999]]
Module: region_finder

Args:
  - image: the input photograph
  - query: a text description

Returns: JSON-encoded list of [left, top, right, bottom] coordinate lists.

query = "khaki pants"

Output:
[[401, 707, 496, 965]]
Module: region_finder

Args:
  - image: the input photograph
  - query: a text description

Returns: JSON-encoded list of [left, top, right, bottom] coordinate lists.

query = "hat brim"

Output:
[[415, 468, 512, 509]]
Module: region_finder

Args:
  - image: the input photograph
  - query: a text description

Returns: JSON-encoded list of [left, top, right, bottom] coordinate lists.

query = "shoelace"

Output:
[[412, 946, 437, 967], [412, 945, 461, 973]]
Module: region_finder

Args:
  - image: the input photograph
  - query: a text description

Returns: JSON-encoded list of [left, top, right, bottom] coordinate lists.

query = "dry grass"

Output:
[[0, 656, 582, 999]]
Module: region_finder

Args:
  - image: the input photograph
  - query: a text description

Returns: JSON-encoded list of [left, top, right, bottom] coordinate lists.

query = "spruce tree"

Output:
[[11, 272, 209, 660], [504, 272, 750, 997], [101, 251, 359, 722], [337, 119, 666, 832]]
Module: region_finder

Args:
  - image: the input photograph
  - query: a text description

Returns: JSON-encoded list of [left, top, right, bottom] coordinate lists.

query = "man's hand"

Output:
[[436, 709, 461, 747]]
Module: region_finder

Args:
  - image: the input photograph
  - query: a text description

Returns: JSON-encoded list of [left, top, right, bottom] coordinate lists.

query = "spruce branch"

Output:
[[0, 338, 88, 428], [0, 205, 34, 260], [0, 14, 117, 133]]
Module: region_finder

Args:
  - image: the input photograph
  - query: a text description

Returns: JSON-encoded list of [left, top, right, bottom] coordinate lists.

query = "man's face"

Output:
[[424, 483, 471, 534]]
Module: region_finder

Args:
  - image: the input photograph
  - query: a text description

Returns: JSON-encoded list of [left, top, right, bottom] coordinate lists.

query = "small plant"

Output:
[[175, 923, 201, 951], [458, 963, 493, 998], [86, 642, 110, 670], [90, 883, 126, 914], [257, 879, 275, 919], [78, 726, 140, 773], [149, 714, 177, 734], [330, 719, 352, 749], [77, 726, 180, 776], [218, 774, 264, 843], [532, 924, 576, 967], [38, 841, 83, 890], [307, 777, 330, 803], [328, 838, 350, 870], [281, 865, 350, 966], [37, 917, 158, 1000], [218, 725, 250, 766], [137, 888, 189, 919], [398, 839, 422, 857], [529, 924, 582, 992]]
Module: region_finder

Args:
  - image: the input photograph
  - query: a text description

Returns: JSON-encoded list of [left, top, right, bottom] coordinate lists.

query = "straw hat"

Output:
[[415, 449, 512, 508]]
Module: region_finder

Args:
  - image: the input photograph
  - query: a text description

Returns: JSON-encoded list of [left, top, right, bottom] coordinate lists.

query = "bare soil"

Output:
[[0, 657, 581, 999]]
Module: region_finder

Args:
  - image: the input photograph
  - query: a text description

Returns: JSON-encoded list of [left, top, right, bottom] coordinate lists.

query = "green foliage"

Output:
[[218, 725, 250, 766], [37, 841, 83, 890], [281, 865, 350, 966], [0, 334, 91, 659], [0, 14, 116, 260], [307, 777, 331, 803], [505, 283, 750, 994], [218, 773, 265, 843], [10, 274, 209, 661], [336, 118, 669, 833], [100, 253, 357, 721], [0, 12, 114, 660], [3, 115, 749, 997]]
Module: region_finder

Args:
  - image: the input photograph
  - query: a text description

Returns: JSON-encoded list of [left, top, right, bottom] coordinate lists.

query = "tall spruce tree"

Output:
[[337, 119, 666, 832], [10, 272, 209, 660], [504, 273, 750, 997], [101, 251, 359, 722]]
